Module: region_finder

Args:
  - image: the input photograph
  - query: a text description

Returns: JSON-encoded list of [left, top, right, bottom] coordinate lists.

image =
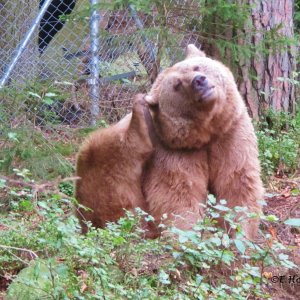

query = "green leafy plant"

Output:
[[59, 181, 74, 197], [256, 108, 300, 179]]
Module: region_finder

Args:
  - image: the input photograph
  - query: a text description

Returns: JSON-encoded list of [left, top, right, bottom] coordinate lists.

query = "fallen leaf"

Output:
[[263, 272, 273, 279]]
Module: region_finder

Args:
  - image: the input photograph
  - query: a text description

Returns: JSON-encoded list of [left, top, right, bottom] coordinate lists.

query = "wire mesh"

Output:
[[0, 0, 202, 178]]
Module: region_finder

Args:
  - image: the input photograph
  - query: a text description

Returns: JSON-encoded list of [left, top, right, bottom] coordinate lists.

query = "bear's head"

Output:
[[145, 44, 246, 149]]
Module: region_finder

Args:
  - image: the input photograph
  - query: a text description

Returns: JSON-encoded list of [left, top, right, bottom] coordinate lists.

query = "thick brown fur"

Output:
[[145, 45, 264, 240], [142, 145, 208, 231], [75, 94, 154, 234]]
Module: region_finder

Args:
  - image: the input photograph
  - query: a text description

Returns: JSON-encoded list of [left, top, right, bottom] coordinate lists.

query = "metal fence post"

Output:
[[89, 0, 101, 126], [0, 0, 53, 88]]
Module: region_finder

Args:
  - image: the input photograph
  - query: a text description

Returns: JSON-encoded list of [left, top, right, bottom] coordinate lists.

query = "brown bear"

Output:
[[75, 94, 155, 234], [76, 44, 263, 240], [144, 44, 264, 240]]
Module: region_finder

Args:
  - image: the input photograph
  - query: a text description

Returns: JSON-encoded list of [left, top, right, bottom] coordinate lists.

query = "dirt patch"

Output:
[[263, 176, 300, 300], [0, 276, 11, 295]]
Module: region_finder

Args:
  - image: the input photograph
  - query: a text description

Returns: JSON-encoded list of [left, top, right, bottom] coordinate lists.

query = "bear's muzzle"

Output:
[[192, 75, 215, 101]]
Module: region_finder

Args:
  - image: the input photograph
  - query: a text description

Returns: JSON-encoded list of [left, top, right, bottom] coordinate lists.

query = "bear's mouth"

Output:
[[198, 85, 215, 102]]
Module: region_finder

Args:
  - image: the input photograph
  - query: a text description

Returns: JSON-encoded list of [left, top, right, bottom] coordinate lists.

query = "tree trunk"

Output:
[[0, 0, 39, 84], [199, 0, 296, 118], [237, 0, 296, 118]]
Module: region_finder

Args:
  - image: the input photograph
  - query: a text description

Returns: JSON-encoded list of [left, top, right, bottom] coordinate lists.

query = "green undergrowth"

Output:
[[0, 120, 111, 180], [0, 119, 112, 180], [0, 173, 299, 299], [0, 128, 75, 180], [256, 107, 300, 180]]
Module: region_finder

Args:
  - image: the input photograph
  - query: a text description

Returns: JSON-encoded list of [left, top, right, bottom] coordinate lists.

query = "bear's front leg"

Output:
[[76, 94, 155, 235], [126, 94, 155, 156], [208, 115, 264, 240]]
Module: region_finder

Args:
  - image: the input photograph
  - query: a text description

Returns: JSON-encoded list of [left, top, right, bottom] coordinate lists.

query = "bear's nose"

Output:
[[192, 75, 208, 91]]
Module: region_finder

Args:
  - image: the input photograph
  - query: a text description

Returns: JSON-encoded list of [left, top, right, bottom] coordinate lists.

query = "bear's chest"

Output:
[[142, 146, 208, 204]]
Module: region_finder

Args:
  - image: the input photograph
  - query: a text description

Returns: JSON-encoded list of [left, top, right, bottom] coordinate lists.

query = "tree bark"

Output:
[[237, 0, 296, 118], [199, 0, 296, 118]]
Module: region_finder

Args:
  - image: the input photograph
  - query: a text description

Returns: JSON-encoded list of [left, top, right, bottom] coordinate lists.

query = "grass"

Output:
[[0, 127, 75, 180]]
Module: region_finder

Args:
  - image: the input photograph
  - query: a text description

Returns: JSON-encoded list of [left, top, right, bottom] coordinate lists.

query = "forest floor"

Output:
[[0, 173, 299, 299], [262, 175, 300, 300]]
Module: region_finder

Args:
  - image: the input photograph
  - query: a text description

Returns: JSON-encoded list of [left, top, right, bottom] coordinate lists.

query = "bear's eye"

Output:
[[174, 79, 182, 91], [193, 66, 200, 71]]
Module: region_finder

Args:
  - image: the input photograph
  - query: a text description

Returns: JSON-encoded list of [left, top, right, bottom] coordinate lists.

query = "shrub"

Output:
[[256, 108, 300, 179]]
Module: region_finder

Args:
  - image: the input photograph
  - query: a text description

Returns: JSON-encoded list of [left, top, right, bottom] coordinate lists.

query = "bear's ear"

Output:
[[145, 95, 158, 107], [185, 44, 206, 59]]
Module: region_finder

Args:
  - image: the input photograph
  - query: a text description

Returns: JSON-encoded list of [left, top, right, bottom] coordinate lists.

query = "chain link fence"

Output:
[[0, 0, 201, 177]]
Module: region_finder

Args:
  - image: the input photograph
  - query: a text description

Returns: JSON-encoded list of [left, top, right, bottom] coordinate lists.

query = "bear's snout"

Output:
[[192, 75, 215, 101], [192, 75, 208, 91]]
